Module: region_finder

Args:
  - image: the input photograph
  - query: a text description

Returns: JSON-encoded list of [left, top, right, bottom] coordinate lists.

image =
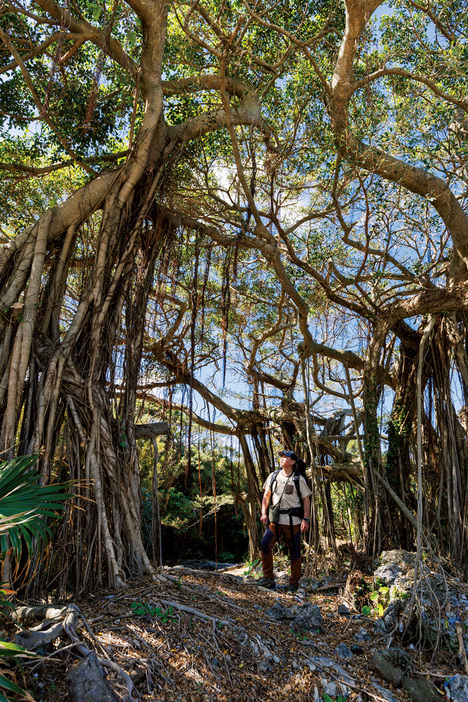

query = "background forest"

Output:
[[1, 0, 468, 594]]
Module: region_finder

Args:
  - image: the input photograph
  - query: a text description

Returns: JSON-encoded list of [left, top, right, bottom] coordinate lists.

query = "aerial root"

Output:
[[12, 603, 134, 700]]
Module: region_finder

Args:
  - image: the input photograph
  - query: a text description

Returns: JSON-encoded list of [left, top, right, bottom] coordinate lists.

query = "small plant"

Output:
[[323, 694, 347, 702], [242, 558, 260, 577], [290, 628, 309, 641], [130, 601, 176, 623], [217, 551, 235, 563], [361, 583, 390, 617], [369, 584, 390, 617]]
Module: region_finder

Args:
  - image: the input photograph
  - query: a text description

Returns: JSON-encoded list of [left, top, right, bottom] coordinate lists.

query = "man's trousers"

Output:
[[260, 522, 302, 585]]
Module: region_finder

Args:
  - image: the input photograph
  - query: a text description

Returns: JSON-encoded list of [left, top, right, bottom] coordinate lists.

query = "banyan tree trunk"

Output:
[[0, 134, 180, 588], [362, 316, 468, 572], [386, 343, 419, 550]]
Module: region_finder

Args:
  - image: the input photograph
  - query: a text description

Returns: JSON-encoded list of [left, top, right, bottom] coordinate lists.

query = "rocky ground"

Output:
[[4, 551, 468, 701]]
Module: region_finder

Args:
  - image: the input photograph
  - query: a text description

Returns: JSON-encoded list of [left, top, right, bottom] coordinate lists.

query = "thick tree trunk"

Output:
[[0, 132, 179, 588]]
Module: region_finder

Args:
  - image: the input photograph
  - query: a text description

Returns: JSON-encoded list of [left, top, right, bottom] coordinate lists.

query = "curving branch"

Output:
[[0, 25, 95, 174], [166, 74, 275, 149], [0, 31, 66, 74], [328, 0, 468, 282], [33, 0, 137, 78], [352, 66, 468, 114], [0, 151, 128, 176]]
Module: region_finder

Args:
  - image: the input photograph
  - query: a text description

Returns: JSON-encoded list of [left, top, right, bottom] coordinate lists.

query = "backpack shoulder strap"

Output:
[[270, 470, 280, 494], [293, 472, 303, 502]]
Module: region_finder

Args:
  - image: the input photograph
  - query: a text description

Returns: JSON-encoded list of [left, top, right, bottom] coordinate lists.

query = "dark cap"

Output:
[[279, 449, 298, 461]]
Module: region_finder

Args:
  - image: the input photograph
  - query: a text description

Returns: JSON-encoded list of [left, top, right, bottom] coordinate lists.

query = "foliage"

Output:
[[0, 455, 72, 565], [139, 427, 248, 561], [369, 584, 390, 618], [0, 586, 37, 702], [0, 455, 71, 701], [130, 602, 176, 623]]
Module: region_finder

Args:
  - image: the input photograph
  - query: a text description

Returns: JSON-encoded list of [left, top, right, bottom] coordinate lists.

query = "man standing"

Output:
[[257, 450, 311, 593]]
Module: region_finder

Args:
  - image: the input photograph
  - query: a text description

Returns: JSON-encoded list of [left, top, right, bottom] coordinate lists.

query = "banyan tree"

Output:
[[2, 0, 468, 590]]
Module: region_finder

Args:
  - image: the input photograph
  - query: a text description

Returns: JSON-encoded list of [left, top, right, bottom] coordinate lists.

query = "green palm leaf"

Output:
[[0, 455, 73, 561]]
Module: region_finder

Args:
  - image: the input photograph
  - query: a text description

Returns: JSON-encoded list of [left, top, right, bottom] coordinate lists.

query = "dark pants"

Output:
[[260, 523, 302, 585]]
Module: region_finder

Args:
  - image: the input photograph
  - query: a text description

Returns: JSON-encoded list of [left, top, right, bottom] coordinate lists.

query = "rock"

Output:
[[299, 577, 320, 591], [257, 658, 275, 673], [321, 678, 341, 699], [402, 674, 443, 702], [291, 603, 323, 632], [353, 626, 370, 642], [443, 674, 468, 701], [66, 652, 120, 702], [374, 550, 417, 601], [335, 643, 354, 659], [338, 603, 351, 616], [265, 601, 296, 621], [371, 680, 399, 702], [382, 599, 405, 632], [231, 626, 248, 645], [374, 618, 389, 636], [320, 576, 334, 587], [369, 648, 412, 687], [311, 656, 355, 686], [370, 649, 440, 701]]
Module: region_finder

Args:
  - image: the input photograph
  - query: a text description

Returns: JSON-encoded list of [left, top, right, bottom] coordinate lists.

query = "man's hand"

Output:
[[261, 513, 268, 526], [301, 519, 310, 533]]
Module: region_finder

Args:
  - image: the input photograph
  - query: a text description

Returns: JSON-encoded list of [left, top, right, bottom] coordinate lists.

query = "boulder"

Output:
[[370, 648, 441, 702]]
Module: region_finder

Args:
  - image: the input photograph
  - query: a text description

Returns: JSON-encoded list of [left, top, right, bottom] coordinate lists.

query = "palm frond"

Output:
[[0, 455, 73, 560]]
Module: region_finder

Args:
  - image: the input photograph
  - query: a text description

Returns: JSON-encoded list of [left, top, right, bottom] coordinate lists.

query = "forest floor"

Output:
[[9, 556, 463, 702]]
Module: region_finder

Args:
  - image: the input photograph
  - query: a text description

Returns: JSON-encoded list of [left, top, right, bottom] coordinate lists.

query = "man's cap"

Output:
[[279, 449, 298, 461]]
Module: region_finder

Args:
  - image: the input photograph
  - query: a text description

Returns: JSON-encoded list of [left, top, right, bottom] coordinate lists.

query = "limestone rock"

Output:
[[291, 603, 323, 632], [335, 643, 354, 659], [353, 626, 371, 642], [265, 601, 296, 621], [402, 674, 443, 702], [338, 603, 351, 616], [443, 674, 468, 701]]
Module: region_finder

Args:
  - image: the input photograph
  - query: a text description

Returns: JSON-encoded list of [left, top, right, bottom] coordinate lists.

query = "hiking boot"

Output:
[[287, 584, 298, 594], [256, 577, 276, 590]]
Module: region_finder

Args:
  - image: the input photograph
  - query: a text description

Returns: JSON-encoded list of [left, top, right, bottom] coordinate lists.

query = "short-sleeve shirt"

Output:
[[263, 470, 312, 525]]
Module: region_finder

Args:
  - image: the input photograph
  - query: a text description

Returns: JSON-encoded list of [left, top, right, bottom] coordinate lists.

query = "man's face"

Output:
[[280, 455, 295, 471]]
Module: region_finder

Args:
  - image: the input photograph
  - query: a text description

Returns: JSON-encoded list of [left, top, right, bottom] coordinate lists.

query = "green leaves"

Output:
[[0, 454, 72, 563], [130, 602, 176, 623], [0, 635, 38, 701], [87, 3, 102, 21]]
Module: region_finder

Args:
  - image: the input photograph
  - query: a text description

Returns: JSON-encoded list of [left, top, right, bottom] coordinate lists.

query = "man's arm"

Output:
[[301, 495, 311, 533], [261, 490, 271, 526]]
